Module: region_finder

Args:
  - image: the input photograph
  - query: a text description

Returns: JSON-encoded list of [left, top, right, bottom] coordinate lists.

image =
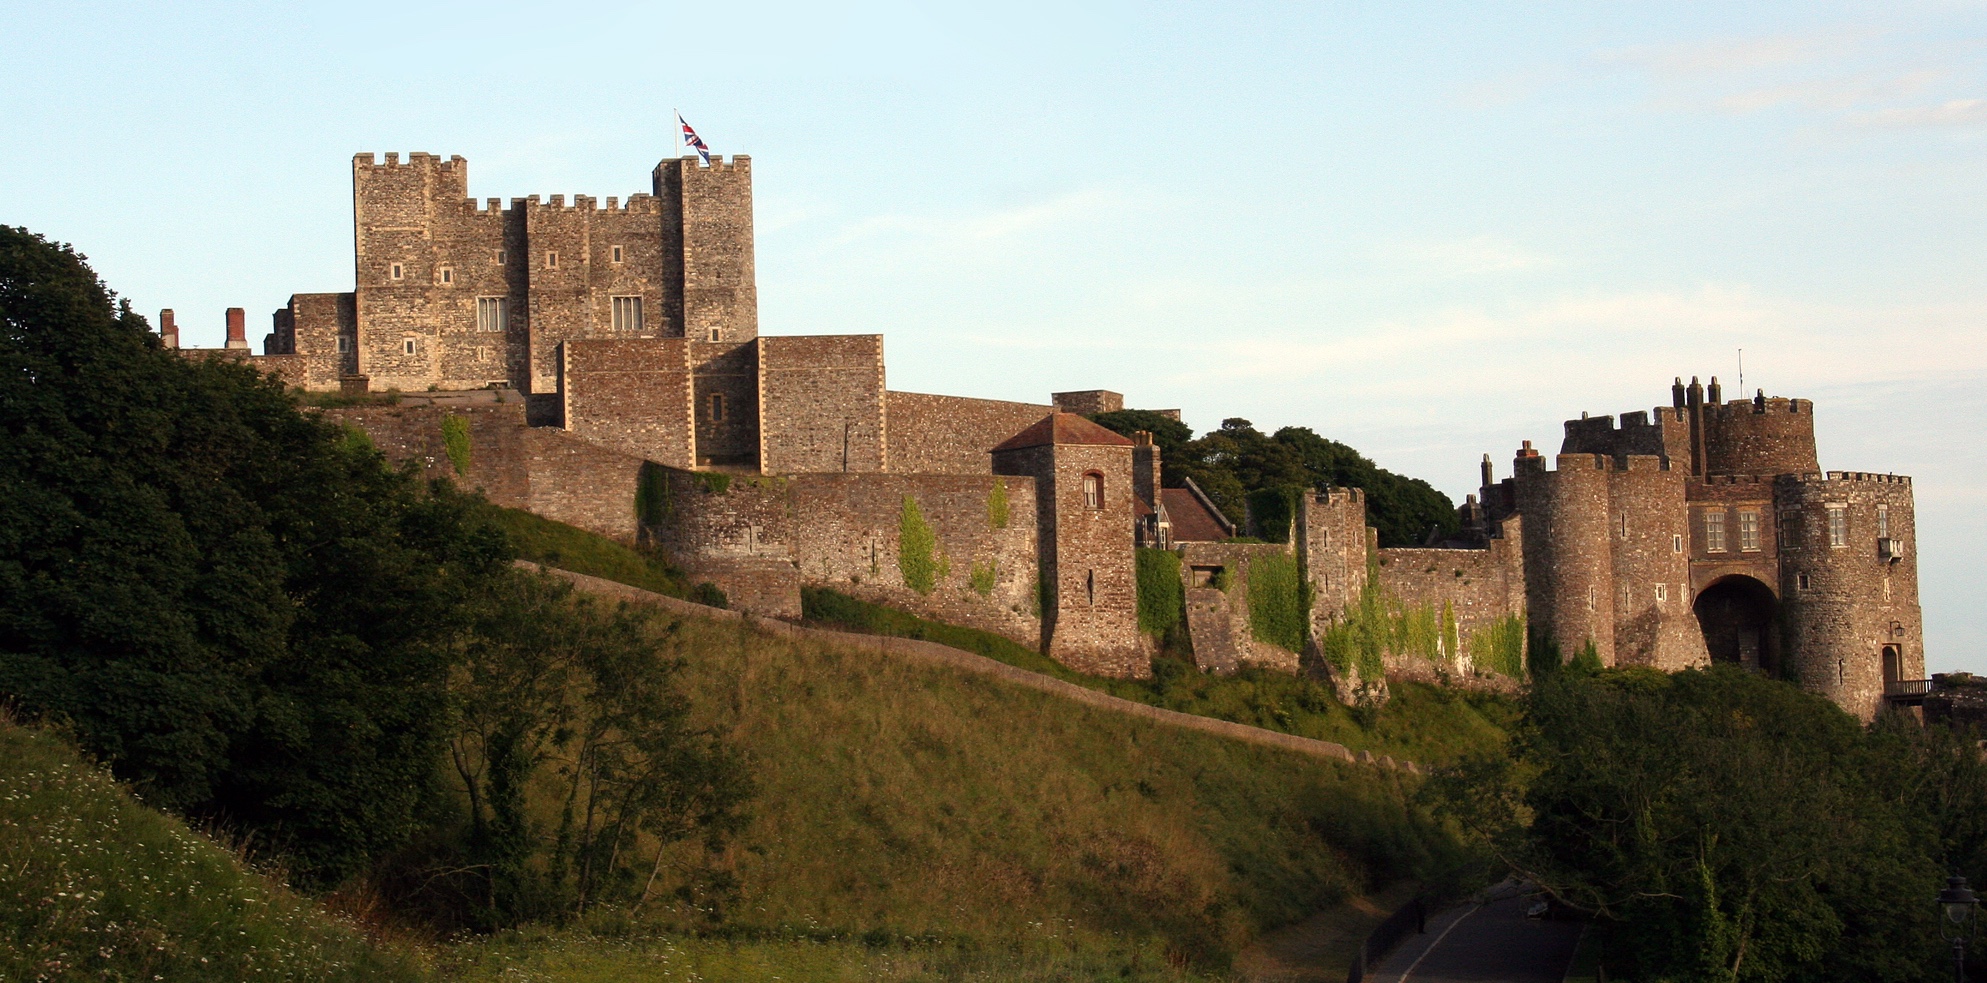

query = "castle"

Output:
[[159, 150, 1926, 721]]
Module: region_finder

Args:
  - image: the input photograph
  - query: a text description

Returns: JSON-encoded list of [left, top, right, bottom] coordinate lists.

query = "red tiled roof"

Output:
[[989, 412, 1137, 453], [1161, 486, 1235, 543]]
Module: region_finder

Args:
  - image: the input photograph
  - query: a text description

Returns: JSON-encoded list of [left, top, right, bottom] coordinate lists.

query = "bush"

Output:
[[897, 496, 938, 595]]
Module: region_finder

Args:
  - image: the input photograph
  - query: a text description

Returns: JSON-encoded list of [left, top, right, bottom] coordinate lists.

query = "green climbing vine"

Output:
[[440, 414, 471, 476], [1247, 552, 1306, 654], [1135, 548, 1184, 639], [986, 479, 1010, 530], [897, 496, 938, 595]]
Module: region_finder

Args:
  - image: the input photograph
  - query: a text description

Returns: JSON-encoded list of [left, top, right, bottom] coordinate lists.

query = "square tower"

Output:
[[991, 414, 1144, 677]]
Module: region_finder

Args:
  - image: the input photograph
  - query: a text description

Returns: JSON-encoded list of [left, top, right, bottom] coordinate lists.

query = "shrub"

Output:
[[1466, 614, 1526, 678], [969, 557, 998, 597], [987, 478, 1010, 529], [442, 413, 472, 475]]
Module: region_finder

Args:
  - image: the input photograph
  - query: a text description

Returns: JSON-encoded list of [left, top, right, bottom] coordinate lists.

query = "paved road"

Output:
[[1367, 886, 1582, 983]]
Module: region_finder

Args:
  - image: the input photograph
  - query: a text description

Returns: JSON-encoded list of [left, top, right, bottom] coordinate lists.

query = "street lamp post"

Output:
[[1940, 873, 1979, 983]]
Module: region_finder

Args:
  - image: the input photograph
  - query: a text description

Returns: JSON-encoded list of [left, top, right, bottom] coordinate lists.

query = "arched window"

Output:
[[1082, 472, 1104, 510]]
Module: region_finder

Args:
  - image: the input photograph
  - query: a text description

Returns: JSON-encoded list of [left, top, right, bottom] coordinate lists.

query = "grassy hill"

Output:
[[0, 717, 421, 982]]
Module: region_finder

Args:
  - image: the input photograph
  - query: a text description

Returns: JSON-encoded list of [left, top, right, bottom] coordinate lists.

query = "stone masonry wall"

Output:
[[1179, 541, 1300, 674], [661, 156, 756, 344], [690, 340, 759, 467], [321, 398, 534, 509], [1299, 487, 1373, 635], [759, 335, 886, 474], [1373, 520, 1525, 676], [994, 441, 1143, 677], [522, 194, 676, 394], [887, 391, 1053, 475], [1604, 457, 1705, 670], [1777, 472, 1923, 721], [1706, 398, 1819, 477], [283, 292, 357, 388], [560, 338, 695, 469]]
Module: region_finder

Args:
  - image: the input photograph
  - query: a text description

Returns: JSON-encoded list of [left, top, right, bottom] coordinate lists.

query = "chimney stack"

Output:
[[159, 309, 178, 349], [224, 308, 248, 349]]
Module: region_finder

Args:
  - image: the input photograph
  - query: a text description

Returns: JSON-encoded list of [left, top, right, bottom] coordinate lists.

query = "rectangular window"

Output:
[[707, 326, 722, 343], [402, 338, 417, 356], [495, 249, 506, 265], [335, 335, 352, 354], [390, 262, 403, 280], [439, 267, 453, 285], [1655, 583, 1668, 603], [476, 296, 509, 333], [1827, 506, 1847, 548], [546, 251, 558, 269], [611, 296, 644, 332], [1739, 510, 1760, 552], [1877, 504, 1890, 539], [1672, 534, 1683, 553], [611, 245, 624, 264], [1705, 511, 1727, 552], [1780, 511, 1803, 549], [1619, 514, 1628, 539], [709, 393, 725, 422]]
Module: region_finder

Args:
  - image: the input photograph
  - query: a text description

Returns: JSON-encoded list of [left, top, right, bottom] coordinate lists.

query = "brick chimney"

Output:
[[1130, 430, 1161, 512], [159, 309, 178, 349], [224, 307, 248, 349]]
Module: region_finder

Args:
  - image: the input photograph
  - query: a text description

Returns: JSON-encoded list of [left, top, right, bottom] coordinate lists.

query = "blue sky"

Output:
[[6, 2, 1984, 670]]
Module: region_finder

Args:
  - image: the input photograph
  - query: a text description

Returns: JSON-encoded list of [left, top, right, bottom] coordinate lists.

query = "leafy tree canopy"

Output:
[[1089, 411, 1457, 547]]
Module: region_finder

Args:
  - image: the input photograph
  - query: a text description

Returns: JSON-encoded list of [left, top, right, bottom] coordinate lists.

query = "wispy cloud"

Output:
[[1386, 236, 1558, 276], [1848, 96, 1987, 127]]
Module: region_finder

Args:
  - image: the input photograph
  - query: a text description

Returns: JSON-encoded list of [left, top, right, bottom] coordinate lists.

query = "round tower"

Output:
[[1775, 472, 1924, 721], [1515, 450, 1616, 666], [1607, 456, 1706, 669], [1704, 393, 1819, 476]]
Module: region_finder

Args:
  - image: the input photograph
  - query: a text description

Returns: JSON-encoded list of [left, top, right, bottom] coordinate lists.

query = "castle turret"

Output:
[[1515, 450, 1617, 665]]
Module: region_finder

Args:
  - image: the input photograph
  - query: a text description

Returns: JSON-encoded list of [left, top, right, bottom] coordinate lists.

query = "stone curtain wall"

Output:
[[759, 335, 886, 474], [1777, 472, 1923, 721], [639, 467, 1044, 642], [887, 391, 1054, 475], [1373, 523, 1526, 676], [323, 399, 534, 508], [560, 338, 695, 469], [1178, 542, 1301, 674]]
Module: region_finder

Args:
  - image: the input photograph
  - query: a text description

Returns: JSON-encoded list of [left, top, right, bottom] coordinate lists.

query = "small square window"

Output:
[[495, 249, 506, 265], [439, 267, 453, 285], [390, 262, 403, 280], [708, 326, 722, 342], [546, 251, 558, 269], [335, 335, 352, 354], [403, 338, 417, 356], [611, 245, 624, 264]]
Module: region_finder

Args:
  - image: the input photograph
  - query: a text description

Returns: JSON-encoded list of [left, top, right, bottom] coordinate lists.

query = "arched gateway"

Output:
[[1693, 575, 1780, 674]]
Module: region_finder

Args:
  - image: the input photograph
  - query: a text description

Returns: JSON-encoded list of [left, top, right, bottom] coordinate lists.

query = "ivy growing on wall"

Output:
[[1247, 552, 1307, 654], [1469, 613, 1528, 678], [696, 472, 731, 495], [969, 558, 997, 597], [1319, 570, 1389, 681], [897, 496, 938, 595], [986, 479, 1010, 530], [1135, 548, 1184, 640], [634, 462, 673, 526], [440, 414, 472, 476]]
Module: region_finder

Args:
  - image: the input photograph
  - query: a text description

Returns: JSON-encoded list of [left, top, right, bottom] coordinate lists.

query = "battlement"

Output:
[[494, 193, 662, 215], [1699, 473, 1770, 485], [1312, 486, 1365, 506], [1787, 471, 1913, 486], [1709, 395, 1811, 417], [354, 152, 466, 172]]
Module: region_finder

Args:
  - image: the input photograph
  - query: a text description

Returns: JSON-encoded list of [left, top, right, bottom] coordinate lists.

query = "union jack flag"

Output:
[[677, 112, 711, 165]]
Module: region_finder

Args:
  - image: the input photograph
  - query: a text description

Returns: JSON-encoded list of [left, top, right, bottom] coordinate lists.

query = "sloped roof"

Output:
[[1161, 479, 1237, 543], [990, 412, 1137, 453]]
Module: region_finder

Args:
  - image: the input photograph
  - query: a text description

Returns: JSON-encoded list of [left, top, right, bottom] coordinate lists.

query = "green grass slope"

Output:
[[489, 610, 1463, 975], [0, 719, 421, 982]]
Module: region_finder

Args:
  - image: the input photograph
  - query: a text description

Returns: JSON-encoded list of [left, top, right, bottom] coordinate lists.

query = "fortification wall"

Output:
[[659, 156, 756, 343], [640, 468, 1041, 640], [1776, 471, 1922, 721], [518, 427, 645, 541], [758, 335, 886, 474], [690, 340, 759, 467], [1178, 542, 1300, 674], [1706, 397, 1818, 476], [559, 338, 694, 469], [1604, 457, 1704, 669], [321, 399, 533, 509], [1373, 521, 1525, 676], [887, 391, 1052, 474]]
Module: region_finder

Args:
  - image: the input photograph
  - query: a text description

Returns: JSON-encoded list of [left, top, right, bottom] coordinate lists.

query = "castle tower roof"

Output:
[[991, 412, 1137, 452]]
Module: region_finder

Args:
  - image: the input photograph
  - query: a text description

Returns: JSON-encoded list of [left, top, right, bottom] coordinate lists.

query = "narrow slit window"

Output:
[[402, 338, 417, 356], [390, 262, 403, 280], [611, 245, 624, 264], [439, 267, 453, 285], [546, 251, 558, 269], [495, 249, 506, 265], [611, 296, 644, 332], [1672, 534, 1683, 553], [709, 393, 725, 422], [476, 296, 509, 333], [1656, 583, 1668, 603]]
